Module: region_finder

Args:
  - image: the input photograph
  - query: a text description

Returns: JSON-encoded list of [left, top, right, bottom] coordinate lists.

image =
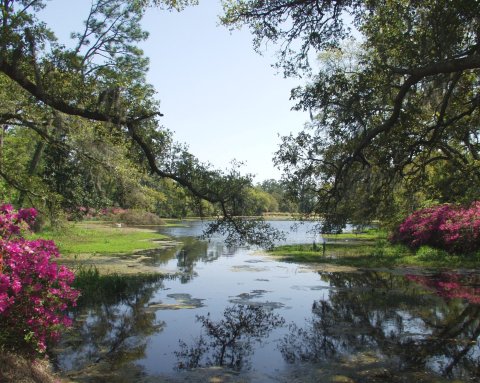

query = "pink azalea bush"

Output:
[[392, 202, 480, 253], [0, 204, 79, 353]]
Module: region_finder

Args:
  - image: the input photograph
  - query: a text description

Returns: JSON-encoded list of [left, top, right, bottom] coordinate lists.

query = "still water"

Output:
[[53, 221, 480, 382]]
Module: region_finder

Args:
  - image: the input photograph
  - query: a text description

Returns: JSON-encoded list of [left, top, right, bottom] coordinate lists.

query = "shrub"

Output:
[[98, 207, 128, 220], [392, 202, 480, 253], [415, 246, 448, 261], [117, 209, 165, 225], [97, 208, 165, 225], [0, 204, 78, 353]]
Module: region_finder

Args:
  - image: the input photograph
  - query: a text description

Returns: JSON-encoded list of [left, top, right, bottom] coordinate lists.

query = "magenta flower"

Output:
[[0, 204, 79, 353], [392, 202, 480, 253]]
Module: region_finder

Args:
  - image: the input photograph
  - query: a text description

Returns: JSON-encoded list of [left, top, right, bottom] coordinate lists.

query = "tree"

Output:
[[258, 179, 298, 213], [222, 0, 480, 228], [0, 0, 281, 246]]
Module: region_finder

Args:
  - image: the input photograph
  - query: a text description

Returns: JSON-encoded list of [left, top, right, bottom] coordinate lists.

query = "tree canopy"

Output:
[[0, 0, 284, 246], [222, 0, 480, 228]]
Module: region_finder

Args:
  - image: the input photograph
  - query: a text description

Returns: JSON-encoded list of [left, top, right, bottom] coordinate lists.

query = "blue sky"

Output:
[[39, 1, 309, 182]]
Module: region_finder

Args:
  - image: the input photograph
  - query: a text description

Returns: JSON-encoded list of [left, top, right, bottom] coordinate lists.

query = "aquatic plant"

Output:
[[0, 204, 78, 353], [392, 202, 480, 253]]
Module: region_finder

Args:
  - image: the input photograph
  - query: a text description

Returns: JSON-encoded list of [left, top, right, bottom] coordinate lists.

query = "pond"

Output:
[[52, 221, 480, 382]]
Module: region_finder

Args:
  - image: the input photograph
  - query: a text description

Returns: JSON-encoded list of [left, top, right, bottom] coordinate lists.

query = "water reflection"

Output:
[[53, 274, 166, 382], [159, 219, 324, 245], [175, 304, 285, 371], [51, 221, 480, 382], [407, 272, 480, 304], [280, 271, 480, 381], [174, 237, 220, 283], [135, 236, 222, 283]]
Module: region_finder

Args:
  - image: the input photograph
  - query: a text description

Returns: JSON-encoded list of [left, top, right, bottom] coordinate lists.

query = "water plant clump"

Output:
[[0, 204, 79, 353], [392, 202, 480, 253]]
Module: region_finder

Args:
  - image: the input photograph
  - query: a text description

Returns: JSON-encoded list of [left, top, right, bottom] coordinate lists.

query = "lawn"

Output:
[[30, 221, 170, 255], [269, 234, 480, 268]]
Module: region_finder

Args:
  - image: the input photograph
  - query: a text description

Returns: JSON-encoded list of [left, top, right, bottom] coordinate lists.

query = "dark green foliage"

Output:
[[0, 0, 282, 246], [257, 179, 298, 213], [41, 139, 110, 215], [202, 217, 286, 249], [222, 0, 480, 230]]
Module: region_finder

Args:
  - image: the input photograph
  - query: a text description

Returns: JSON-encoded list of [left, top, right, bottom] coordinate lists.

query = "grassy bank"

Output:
[[28, 222, 176, 275], [270, 233, 480, 268], [30, 221, 170, 255]]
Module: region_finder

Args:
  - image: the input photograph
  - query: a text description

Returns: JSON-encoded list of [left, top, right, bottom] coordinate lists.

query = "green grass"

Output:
[[322, 228, 387, 241], [30, 222, 169, 255], [270, 239, 480, 268]]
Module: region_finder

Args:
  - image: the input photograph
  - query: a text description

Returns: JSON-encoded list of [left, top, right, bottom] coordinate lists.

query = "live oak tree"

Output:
[[0, 0, 282, 246], [222, 0, 480, 229]]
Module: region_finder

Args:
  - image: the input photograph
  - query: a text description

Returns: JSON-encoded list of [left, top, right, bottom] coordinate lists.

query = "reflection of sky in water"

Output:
[[55, 221, 480, 382], [139, 244, 330, 376], [140, 221, 331, 375], [160, 219, 325, 245]]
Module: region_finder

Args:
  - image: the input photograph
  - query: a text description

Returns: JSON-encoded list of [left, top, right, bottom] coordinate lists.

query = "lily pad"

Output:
[[230, 265, 268, 272], [145, 293, 205, 311]]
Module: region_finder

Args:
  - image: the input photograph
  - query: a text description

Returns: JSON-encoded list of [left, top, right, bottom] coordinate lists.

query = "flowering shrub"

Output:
[[0, 204, 79, 353], [392, 202, 480, 253]]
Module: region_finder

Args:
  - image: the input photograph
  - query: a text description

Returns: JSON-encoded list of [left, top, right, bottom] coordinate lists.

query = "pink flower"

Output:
[[392, 202, 480, 253], [0, 203, 78, 353]]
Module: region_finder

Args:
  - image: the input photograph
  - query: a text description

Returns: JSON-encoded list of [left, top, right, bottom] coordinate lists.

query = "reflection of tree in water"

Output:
[[175, 237, 223, 283], [52, 273, 166, 382], [176, 304, 285, 371], [280, 271, 480, 381], [404, 273, 480, 377], [407, 272, 480, 304]]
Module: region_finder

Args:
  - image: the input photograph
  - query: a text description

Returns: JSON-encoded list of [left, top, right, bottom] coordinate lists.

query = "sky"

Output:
[[39, 1, 309, 182]]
